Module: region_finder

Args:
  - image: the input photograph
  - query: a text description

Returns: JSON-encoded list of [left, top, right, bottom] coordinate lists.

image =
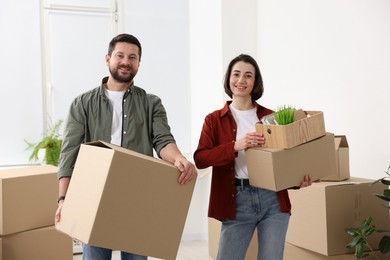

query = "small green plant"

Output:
[[345, 165, 390, 259], [346, 216, 381, 259], [371, 165, 390, 255], [273, 105, 295, 125], [25, 119, 63, 166]]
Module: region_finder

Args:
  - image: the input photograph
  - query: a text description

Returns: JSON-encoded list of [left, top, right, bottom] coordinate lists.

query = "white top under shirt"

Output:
[[229, 104, 259, 179], [104, 88, 126, 146]]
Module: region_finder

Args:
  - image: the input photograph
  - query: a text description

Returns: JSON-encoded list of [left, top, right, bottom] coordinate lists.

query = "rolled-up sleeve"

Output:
[[147, 94, 176, 157], [57, 97, 86, 179]]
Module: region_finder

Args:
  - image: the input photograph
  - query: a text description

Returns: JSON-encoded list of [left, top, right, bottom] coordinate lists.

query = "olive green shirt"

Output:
[[58, 77, 175, 179]]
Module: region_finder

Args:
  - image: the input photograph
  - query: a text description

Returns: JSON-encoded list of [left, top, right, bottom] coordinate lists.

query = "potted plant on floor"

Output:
[[25, 119, 63, 166], [345, 165, 390, 259]]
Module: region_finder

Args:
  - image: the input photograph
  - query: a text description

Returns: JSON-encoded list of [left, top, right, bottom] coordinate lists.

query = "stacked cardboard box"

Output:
[[0, 165, 73, 260], [247, 110, 339, 191], [56, 141, 196, 260], [283, 131, 390, 259], [286, 177, 390, 257], [256, 110, 326, 149], [246, 133, 337, 191]]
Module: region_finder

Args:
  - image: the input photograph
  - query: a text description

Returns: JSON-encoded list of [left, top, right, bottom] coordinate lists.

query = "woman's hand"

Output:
[[234, 132, 265, 151], [300, 175, 320, 188]]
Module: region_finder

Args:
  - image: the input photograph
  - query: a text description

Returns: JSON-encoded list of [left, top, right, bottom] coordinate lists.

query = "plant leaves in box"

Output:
[[273, 105, 295, 125]]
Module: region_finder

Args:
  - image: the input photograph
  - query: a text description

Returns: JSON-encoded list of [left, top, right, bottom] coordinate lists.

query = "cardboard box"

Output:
[[208, 218, 257, 260], [0, 165, 58, 235], [56, 141, 196, 260], [321, 135, 350, 181], [286, 177, 390, 256], [0, 226, 72, 260], [256, 110, 326, 149], [246, 133, 337, 191], [284, 243, 384, 260]]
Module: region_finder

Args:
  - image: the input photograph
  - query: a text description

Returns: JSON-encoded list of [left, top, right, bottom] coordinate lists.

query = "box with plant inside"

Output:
[[25, 119, 63, 166], [256, 105, 326, 149]]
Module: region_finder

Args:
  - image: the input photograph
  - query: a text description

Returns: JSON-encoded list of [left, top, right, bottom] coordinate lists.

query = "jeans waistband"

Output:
[[235, 178, 250, 186]]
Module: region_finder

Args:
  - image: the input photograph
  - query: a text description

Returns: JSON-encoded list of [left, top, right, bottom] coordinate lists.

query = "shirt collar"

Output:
[[219, 101, 261, 117]]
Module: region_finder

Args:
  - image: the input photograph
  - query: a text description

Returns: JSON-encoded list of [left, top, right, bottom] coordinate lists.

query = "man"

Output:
[[54, 33, 197, 260]]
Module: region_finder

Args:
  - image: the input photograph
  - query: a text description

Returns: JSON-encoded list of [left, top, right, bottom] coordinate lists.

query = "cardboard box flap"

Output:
[[314, 177, 373, 189], [86, 140, 174, 168], [334, 137, 342, 149], [294, 109, 306, 121], [335, 135, 348, 148]]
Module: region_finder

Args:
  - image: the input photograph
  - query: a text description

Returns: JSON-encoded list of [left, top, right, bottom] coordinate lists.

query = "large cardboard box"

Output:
[[0, 226, 72, 260], [246, 133, 337, 191], [286, 177, 390, 256], [56, 141, 196, 260], [284, 243, 385, 260], [208, 218, 257, 260], [0, 165, 58, 235], [321, 135, 350, 181], [256, 110, 325, 149]]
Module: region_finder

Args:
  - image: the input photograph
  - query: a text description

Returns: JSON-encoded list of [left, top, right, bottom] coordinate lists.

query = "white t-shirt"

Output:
[[229, 104, 259, 179], [104, 88, 126, 146]]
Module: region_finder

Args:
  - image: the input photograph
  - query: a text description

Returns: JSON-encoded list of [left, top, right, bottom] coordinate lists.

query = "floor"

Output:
[[73, 240, 212, 260]]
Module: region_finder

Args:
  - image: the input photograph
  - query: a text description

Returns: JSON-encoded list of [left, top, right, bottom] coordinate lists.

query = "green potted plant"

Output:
[[25, 119, 63, 166], [345, 165, 390, 259], [273, 105, 296, 125]]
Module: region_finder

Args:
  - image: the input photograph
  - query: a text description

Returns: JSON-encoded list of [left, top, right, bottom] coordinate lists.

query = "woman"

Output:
[[193, 54, 312, 260]]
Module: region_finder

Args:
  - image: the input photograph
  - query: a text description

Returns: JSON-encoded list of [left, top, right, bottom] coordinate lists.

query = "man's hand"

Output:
[[54, 201, 64, 225], [174, 157, 197, 185]]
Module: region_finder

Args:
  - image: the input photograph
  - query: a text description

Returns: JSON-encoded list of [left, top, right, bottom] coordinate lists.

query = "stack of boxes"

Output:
[[0, 165, 72, 260], [208, 110, 390, 259], [284, 133, 390, 259]]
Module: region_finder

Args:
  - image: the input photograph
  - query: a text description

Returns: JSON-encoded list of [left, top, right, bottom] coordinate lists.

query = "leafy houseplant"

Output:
[[345, 165, 390, 259], [25, 119, 63, 166], [273, 105, 295, 125]]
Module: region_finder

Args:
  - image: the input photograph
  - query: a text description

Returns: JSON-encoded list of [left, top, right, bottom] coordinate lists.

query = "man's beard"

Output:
[[109, 66, 136, 83]]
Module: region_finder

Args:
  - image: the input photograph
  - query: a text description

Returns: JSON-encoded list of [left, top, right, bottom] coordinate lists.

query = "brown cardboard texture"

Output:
[[283, 243, 383, 260], [208, 218, 257, 260], [0, 226, 72, 260], [256, 110, 326, 149], [286, 177, 390, 256], [246, 133, 337, 191], [0, 165, 58, 235], [56, 141, 196, 260], [321, 135, 350, 181]]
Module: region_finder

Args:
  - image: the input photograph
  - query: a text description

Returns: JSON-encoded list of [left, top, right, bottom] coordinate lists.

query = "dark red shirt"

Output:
[[194, 101, 292, 221]]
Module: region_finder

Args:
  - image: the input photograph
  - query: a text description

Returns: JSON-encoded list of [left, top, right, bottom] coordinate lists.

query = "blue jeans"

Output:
[[216, 185, 290, 260], [82, 244, 147, 260]]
